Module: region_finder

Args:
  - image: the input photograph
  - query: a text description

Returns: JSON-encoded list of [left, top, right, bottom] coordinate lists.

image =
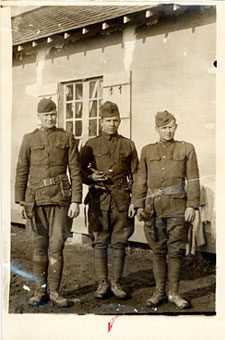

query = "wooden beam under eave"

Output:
[[32, 41, 38, 47], [47, 37, 53, 43], [102, 22, 110, 30], [17, 45, 23, 52], [145, 9, 153, 18], [64, 32, 70, 39], [82, 28, 88, 35], [123, 16, 131, 24]]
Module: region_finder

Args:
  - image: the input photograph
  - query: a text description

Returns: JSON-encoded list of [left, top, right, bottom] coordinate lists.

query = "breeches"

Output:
[[91, 207, 134, 250], [144, 213, 189, 259], [32, 204, 73, 262]]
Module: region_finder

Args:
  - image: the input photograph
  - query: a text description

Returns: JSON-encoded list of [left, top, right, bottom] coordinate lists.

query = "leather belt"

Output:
[[31, 175, 65, 190], [150, 184, 185, 197]]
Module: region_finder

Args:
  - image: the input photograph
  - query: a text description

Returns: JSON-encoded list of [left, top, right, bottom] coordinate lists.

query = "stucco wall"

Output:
[[12, 7, 216, 247]]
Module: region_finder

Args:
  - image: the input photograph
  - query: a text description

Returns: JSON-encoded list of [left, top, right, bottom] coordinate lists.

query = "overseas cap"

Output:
[[37, 98, 56, 113], [155, 110, 176, 127], [100, 101, 120, 118]]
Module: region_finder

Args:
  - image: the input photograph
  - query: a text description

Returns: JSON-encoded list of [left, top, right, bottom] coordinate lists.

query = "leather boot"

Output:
[[49, 290, 71, 308], [111, 249, 127, 299], [94, 248, 109, 299], [167, 257, 190, 309], [28, 259, 49, 306], [146, 257, 167, 307], [48, 256, 71, 307]]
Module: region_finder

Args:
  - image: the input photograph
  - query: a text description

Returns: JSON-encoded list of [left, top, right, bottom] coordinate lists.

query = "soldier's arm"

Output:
[[68, 134, 82, 204], [15, 134, 30, 204], [185, 143, 200, 209], [129, 142, 139, 191], [80, 142, 95, 184], [131, 146, 148, 208]]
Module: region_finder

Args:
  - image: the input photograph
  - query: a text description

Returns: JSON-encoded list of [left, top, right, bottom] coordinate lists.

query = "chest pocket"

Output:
[[172, 150, 186, 177], [54, 142, 68, 150], [93, 149, 109, 170], [31, 144, 46, 164], [119, 150, 132, 170], [147, 153, 161, 177]]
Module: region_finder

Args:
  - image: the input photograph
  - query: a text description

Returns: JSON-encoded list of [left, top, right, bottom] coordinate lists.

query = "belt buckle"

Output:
[[49, 178, 55, 185]]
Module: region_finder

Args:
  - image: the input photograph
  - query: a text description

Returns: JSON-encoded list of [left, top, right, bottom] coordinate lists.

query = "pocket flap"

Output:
[[33, 144, 44, 150], [93, 150, 108, 157], [55, 142, 68, 149]]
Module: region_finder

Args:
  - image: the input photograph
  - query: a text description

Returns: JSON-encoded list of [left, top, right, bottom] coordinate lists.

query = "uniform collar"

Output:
[[101, 131, 118, 140], [39, 125, 57, 132], [158, 138, 175, 145]]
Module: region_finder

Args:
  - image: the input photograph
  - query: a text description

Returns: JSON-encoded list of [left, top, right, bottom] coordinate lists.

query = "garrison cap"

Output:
[[155, 110, 176, 127], [37, 98, 56, 113], [100, 101, 120, 118]]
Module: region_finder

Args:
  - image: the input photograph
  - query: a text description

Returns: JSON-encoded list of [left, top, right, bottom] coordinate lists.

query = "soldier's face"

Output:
[[38, 111, 57, 128], [100, 116, 121, 135], [156, 119, 177, 142]]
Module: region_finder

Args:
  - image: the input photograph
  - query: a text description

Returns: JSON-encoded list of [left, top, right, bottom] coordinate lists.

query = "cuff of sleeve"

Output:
[[133, 199, 145, 209], [186, 200, 200, 209]]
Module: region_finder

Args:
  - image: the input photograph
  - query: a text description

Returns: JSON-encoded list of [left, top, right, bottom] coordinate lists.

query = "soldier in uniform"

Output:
[[130, 110, 200, 309], [15, 98, 82, 307], [80, 101, 138, 299]]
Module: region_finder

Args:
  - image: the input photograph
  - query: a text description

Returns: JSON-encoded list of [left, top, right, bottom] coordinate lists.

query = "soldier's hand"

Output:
[[91, 172, 108, 182], [137, 208, 145, 221], [68, 202, 80, 218], [128, 204, 136, 218], [18, 205, 27, 219], [185, 207, 196, 223]]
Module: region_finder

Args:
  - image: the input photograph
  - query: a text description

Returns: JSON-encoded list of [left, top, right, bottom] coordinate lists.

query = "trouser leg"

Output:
[[94, 247, 108, 282], [168, 257, 183, 294], [93, 229, 111, 299], [29, 209, 49, 306], [152, 256, 167, 293], [110, 209, 134, 298], [37, 205, 72, 307], [166, 216, 190, 309], [144, 217, 168, 306]]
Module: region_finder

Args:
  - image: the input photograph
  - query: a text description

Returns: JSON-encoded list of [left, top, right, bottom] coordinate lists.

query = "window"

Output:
[[63, 78, 103, 139], [58, 71, 131, 142]]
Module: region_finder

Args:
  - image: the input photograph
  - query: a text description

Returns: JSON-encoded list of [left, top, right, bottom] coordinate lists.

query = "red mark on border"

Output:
[[107, 316, 119, 333]]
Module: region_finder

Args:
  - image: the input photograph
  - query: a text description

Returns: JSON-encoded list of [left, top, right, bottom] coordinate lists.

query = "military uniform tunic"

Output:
[[15, 126, 82, 206], [80, 132, 138, 248], [132, 139, 200, 258]]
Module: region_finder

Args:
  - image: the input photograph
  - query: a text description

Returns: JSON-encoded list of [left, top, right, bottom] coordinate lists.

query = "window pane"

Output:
[[89, 119, 97, 136], [99, 80, 103, 98], [75, 102, 82, 118], [66, 103, 73, 119], [89, 100, 97, 117], [90, 81, 98, 99], [75, 121, 82, 137], [98, 119, 101, 134], [66, 85, 73, 101], [75, 83, 83, 100], [66, 121, 73, 134]]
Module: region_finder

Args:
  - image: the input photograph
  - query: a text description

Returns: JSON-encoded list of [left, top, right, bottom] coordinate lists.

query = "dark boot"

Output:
[[94, 248, 109, 299], [48, 256, 71, 307], [28, 259, 49, 306], [111, 249, 127, 299], [146, 257, 167, 307], [167, 258, 190, 309]]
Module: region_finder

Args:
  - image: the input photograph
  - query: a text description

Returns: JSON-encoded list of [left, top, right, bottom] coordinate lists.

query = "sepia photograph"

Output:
[[2, 0, 225, 339]]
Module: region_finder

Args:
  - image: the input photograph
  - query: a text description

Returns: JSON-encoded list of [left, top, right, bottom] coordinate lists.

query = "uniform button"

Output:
[[162, 155, 166, 159], [162, 167, 165, 170]]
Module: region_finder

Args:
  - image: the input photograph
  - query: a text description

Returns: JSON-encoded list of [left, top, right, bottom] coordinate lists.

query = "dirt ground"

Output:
[[9, 224, 216, 315]]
